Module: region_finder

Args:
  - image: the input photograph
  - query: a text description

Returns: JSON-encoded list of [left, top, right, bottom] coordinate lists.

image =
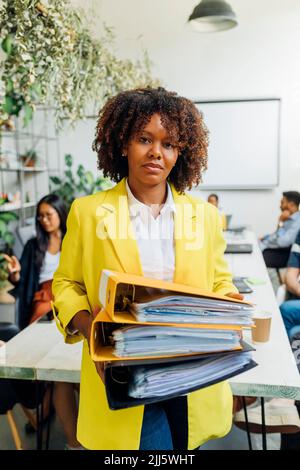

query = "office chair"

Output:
[[262, 247, 291, 284], [13, 225, 36, 259]]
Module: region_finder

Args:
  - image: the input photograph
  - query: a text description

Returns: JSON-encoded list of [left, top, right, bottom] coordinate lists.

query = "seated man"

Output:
[[260, 191, 300, 252], [280, 230, 300, 340]]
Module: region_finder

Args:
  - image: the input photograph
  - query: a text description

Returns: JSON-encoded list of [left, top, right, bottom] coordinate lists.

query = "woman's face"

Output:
[[124, 113, 179, 187], [37, 203, 61, 233]]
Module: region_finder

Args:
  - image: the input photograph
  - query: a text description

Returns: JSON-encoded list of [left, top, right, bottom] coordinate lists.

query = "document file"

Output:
[[112, 325, 241, 357], [103, 344, 257, 409], [90, 309, 246, 362], [98, 269, 254, 325], [129, 352, 253, 398], [128, 294, 253, 325]]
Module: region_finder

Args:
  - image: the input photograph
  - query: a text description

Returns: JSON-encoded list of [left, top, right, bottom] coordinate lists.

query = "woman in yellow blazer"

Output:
[[52, 87, 241, 450]]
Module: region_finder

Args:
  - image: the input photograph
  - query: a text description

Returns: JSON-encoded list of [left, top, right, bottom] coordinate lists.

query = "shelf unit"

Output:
[[0, 107, 61, 225]]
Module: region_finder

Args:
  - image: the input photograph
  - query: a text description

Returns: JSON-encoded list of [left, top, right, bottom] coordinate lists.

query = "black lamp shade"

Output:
[[188, 0, 238, 32]]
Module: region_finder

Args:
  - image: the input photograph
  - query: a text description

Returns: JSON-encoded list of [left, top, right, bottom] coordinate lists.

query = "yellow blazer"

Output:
[[53, 178, 237, 450]]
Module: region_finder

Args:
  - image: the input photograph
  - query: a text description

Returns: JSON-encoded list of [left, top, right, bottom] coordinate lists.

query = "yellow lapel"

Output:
[[97, 179, 143, 275], [171, 186, 205, 286]]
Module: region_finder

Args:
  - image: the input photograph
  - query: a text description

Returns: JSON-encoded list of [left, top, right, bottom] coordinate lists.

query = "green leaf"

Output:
[[65, 170, 74, 181], [3, 232, 14, 247], [3, 95, 14, 114], [65, 154, 73, 167], [3, 93, 24, 116], [76, 165, 85, 178], [50, 176, 62, 185], [85, 171, 94, 185], [0, 212, 18, 222], [2, 34, 13, 55], [6, 79, 13, 93], [23, 103, 33, 127], [30, 83, 42, 100], [0, 269, 8, 282], [0, 220, 6, 235]]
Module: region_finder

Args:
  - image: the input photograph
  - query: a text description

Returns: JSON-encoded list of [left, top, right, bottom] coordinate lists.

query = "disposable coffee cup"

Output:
[[251, 310, 272, 343]]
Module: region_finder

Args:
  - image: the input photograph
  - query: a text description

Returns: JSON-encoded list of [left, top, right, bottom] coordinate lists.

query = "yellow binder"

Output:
[[98, 269, 252, 323]]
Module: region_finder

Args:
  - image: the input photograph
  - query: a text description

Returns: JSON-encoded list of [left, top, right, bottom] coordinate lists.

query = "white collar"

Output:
[[125, 178, 176, 218]]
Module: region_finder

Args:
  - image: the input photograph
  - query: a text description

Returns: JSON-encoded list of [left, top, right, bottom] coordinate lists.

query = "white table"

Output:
[[0, 320, 82, 382], [225, 230, 300, 400], [1, 230, 299, 399]]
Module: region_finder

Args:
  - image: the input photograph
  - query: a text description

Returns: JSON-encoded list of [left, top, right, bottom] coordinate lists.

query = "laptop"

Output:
[[225, 243, 253, 254], [226, 214, 232, 228], [232, 277, 253, 294], [226, 226, 247, 234]]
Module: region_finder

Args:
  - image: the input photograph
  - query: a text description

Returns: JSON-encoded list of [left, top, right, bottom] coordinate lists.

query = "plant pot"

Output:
[[21, 156, 36, 167]]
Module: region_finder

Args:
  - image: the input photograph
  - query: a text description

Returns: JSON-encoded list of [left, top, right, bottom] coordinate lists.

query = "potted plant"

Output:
[[20, 149, 38, 168], [0, 202, 18, 303], [50, 154, 112, 210]]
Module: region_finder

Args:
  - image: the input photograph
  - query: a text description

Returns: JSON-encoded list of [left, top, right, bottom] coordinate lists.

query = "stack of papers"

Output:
[[128, 294, 254, 326], [94, 270, 257, 408], [128, 352, 253, 398], [112, 325, 241, 357]]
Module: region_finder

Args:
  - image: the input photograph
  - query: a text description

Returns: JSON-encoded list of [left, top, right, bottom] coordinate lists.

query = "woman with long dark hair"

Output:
[[2, 194, 82, 449], [5, 193, 67, 328]]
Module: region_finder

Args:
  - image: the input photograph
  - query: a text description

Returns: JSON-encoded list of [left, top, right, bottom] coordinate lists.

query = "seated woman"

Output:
[[2, 194, 82, 449]]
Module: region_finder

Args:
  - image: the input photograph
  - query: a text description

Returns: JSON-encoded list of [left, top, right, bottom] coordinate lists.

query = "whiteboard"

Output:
[[195, 99, 280, 189]]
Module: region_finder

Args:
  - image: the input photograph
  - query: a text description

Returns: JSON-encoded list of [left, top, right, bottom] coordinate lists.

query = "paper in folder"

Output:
[[90, 309, 245, 362], [94, 271, 257, 409], [103, 343, 257, 410], [128, 294, 253, 325], [98, 270, 254, 327]]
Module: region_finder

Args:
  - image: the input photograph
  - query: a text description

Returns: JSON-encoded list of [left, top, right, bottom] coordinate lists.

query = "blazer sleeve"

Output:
[[52, 199, 91, 343], [212, 208, 238, 296]]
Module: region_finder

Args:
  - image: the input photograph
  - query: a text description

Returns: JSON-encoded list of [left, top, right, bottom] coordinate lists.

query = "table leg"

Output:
[[45, 382, 54, 450], [35, 381, 45, 450], [261, 397, 267, 450], [242, 396, 253, 450]]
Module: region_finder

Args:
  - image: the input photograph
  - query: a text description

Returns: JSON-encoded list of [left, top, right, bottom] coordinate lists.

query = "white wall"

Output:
[[61, 0, 300, 235]]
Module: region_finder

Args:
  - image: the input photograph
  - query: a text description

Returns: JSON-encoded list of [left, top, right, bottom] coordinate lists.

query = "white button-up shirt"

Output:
[[126, 179, 175, 282]]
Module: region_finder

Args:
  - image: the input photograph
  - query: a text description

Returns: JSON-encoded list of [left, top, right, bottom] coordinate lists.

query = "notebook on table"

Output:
[[233, 277, 253, 294], [225, 243, 253, 254]]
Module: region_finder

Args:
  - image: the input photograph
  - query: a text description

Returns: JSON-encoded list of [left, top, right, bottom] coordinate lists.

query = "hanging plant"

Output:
[[0, 0, 159, 128]]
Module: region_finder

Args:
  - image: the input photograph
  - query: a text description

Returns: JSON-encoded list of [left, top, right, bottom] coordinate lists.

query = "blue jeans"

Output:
[[280, 300, 300, 340], [139, 403, 173, 450]]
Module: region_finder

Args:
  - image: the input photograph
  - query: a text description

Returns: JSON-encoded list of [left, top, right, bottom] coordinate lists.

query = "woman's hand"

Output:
[[226, 291, 244, 301], [89, 305, 105, 384], [1, 254, 21, 283], [71, 306, 105, 384]]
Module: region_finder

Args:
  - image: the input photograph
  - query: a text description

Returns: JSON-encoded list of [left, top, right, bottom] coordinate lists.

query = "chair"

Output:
[[13, 225, 36, 259], [262, 247, 291, 284]]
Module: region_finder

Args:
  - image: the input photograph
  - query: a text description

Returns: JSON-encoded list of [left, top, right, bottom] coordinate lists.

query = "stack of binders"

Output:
[[91, 270, 257, 409]]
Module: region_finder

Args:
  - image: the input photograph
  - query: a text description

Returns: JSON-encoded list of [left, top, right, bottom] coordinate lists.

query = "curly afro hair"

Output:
[[92, 87, 209, 193]]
